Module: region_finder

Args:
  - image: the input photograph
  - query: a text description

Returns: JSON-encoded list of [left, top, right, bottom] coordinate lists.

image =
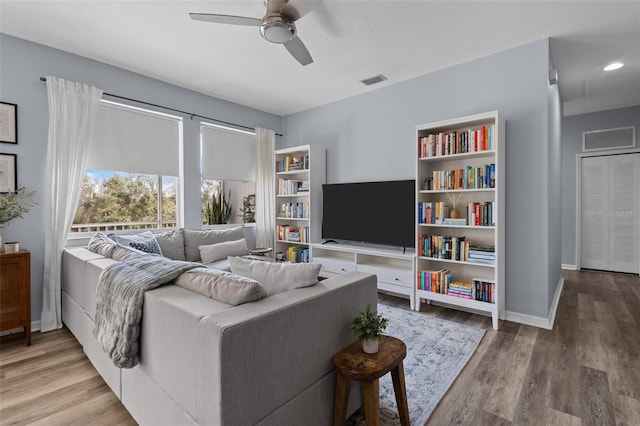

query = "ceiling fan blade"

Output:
[[189, 13, 261, 27], [280, 0, 324, 21], [284, 36, 313, 66]]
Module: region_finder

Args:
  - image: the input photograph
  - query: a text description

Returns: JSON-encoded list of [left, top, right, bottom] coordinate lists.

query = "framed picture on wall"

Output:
[[0, 153, 17, 193], [0, 102, 18, 144]]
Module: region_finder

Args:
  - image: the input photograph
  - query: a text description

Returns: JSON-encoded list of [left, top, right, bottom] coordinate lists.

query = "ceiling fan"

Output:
[[190, 0, 324, 66]]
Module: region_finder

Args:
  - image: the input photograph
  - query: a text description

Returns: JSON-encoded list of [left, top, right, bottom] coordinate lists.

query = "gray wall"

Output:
[[547, 55, 563, 311], [561, 105, 640, 266], [0, 34, 281, 324], [282, 39, 558, 318]]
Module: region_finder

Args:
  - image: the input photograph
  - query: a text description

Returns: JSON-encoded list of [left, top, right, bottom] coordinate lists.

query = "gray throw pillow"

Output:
[[183, 227, 245, 262], [228, 256, 321, 296], [87, 232, 117, 257], [174, 267, 267, 306], [112, 244, 149, 261], [155, 229, 186, 261], [199, 238, 249, 263]]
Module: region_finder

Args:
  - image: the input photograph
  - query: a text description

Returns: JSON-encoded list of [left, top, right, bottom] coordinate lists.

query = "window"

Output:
[[72, 101, 182, 232], [201, 123, 256, 225]]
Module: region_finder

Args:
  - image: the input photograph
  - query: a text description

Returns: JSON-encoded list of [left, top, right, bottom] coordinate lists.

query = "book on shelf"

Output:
[[429, 163, 495, 190], [287, 246, 309, 263], [297, 180, 310, 192], [278, 179, 301, 196], [278, 202, 309, 219], [442, 218, 468, 226], [467, 202, 495, 226], [276, 155, 309, 172], [418, 201, 450, 224], [473, 278, 495, 303], [468, 245, 495, 265], [277, 225, 310, 243], [418, 125, 496, 158], [418, 271, 495, 304], [417, 269, 452, 293], [418, 234, 469, 261]]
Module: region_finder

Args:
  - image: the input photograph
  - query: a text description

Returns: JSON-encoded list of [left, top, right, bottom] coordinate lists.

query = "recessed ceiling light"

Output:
[[604, 62, 624, 71]]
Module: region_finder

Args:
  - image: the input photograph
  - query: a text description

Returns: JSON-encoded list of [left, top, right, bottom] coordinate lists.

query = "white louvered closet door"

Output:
[[608, 154, 639, 273], [581, 153, 639, 274], [581, 156, 608, 270]]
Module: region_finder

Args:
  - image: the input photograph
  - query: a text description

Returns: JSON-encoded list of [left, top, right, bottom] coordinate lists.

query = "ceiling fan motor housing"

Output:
[[260, 15, 296, 43]]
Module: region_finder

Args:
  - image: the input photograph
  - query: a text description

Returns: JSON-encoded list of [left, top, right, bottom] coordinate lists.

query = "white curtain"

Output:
[[41, 77, 102, 332], [255, 128, 275, 249]]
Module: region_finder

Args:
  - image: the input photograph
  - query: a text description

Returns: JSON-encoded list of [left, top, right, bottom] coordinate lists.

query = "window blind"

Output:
[[89, 100, 182, 176], [201, 123, 256, 181]]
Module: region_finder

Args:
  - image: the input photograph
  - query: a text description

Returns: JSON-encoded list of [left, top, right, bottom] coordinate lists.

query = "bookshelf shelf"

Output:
[[274, 145, 325, 263], [276, 170, 309, 176], [418, 188, 495, 194], [415, 111, 505, 330], [418, 149, 496, 162], [418, 223, 496, 230], [417, 256, 496, 268]]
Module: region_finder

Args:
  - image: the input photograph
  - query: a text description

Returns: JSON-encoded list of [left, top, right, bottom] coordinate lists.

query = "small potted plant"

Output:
[[0, 187, 36, 246], [350, 304, 389, 354]]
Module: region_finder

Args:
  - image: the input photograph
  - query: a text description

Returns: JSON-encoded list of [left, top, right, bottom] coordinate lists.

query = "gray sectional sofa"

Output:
[[61, 227, 377, 425]]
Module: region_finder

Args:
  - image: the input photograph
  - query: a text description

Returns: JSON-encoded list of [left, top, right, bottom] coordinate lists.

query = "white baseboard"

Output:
[[562, 263, 577, 270], [504, 277, 564, 330]]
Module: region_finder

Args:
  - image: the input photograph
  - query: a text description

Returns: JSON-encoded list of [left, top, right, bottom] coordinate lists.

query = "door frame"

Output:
[[575, 148, 640, 271]]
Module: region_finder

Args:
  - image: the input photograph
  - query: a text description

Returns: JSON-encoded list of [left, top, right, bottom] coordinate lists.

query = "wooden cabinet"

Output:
[[0, 249, 31, 345]]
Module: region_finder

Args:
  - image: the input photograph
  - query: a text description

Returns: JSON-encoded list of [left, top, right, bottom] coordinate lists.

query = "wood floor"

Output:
[[1, 269, 638, 425]]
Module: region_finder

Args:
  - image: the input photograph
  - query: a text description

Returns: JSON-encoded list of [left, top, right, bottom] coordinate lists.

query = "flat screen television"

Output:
[[322, 179, 415, 248]]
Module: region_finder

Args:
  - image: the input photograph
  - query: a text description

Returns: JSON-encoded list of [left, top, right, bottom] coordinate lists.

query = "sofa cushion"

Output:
[[199, 238, 249, 264], [116, 231, 163, 256], [87, 232, 117, 258], [174, 267, 266, 306], [228, 256, 321, 296], [155, 229, 186, 261], [182, 227, 245, 262]]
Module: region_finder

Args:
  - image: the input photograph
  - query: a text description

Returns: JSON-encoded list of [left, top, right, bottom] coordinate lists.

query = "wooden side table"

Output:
[[333, 335, 409, 426], [0, 249, 31, 345]]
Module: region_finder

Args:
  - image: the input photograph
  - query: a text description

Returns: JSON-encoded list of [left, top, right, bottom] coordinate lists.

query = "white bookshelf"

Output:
[[415, 111, 505, 329], [274, 145, 325, 263]]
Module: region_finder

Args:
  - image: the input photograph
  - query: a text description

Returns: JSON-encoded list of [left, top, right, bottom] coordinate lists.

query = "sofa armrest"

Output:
[[196, 272, 377, 426]]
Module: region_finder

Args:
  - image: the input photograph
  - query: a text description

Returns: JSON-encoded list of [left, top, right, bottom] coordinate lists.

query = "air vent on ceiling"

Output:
[[360, 74, 388, 86]]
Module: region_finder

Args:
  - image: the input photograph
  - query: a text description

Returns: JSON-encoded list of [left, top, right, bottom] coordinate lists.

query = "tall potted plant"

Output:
[[350, 304, 389, 354], [203, 190, 232, 225]]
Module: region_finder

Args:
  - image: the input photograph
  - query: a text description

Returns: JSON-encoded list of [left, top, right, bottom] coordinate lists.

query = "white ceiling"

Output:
[[1, 1, 639, 116]]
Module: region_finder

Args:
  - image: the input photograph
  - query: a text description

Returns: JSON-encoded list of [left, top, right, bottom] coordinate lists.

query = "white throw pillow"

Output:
[[228, 256, 321, 296], [199, 238, 249, 264]]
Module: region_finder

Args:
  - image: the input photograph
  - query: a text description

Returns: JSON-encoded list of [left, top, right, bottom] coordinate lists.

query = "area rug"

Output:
[[348, 303, 485, 425]]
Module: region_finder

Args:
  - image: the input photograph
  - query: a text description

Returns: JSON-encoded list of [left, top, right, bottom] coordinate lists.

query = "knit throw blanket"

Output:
[[93, 256, 200, 368]]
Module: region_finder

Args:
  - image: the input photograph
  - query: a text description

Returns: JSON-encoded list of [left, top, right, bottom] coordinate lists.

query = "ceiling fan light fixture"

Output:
[[260, 20, 295, 43], [603, 62, 624, 71]]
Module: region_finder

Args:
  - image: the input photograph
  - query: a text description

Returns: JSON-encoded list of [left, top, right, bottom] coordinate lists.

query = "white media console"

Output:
[[309, 242, 416, 309]]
